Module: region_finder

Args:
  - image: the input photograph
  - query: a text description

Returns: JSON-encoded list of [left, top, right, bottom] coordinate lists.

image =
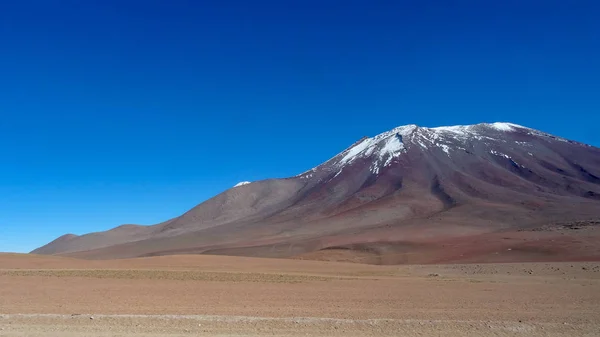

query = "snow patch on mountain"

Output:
[[234, 181, 251, 187], [431, 125, 472, 136], [336, 125, 416, 169], [489, 122, 520, 131], [379, 135, 405, 166], [490, 150, 510, 159], [515, 141, 531, 147], [439, 144, 451, 155], [339, 139, 375, 165]]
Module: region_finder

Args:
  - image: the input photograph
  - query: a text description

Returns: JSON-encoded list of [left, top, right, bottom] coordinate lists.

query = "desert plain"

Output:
[[0, 253, 599, 336]]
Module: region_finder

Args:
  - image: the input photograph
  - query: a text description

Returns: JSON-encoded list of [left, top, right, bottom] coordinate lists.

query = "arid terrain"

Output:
[[1, 253, 599, 336]]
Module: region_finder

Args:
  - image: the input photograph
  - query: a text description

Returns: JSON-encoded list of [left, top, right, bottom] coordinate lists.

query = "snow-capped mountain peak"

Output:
[[298, 122, 574, 178], [234, 181, 251, 187]]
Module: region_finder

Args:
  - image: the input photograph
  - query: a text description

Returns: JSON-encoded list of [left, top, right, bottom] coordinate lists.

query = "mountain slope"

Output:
[[32, 122, 600, 263]]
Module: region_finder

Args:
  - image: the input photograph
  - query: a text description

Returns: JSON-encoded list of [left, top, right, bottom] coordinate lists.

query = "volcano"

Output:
[[33, 123, 600, 264]]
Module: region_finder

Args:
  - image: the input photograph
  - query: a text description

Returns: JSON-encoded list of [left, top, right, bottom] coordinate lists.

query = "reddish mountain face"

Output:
[[32, 123, 600, 264]]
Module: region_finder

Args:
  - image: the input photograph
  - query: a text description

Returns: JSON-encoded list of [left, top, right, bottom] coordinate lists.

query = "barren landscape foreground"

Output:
[[0, 253, 599, 336]]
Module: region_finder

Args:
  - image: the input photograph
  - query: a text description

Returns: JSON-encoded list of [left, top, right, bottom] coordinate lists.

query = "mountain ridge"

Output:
[[32, 122, 600, 264]]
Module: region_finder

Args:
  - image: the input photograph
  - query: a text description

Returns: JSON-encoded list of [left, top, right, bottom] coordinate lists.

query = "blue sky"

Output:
[[1, 1, 599, 253]]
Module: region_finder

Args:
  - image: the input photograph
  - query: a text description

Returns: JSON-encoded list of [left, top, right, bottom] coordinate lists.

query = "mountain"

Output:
[[32, 122, 600, 264]]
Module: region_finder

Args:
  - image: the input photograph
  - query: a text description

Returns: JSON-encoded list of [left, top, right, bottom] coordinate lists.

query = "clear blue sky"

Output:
[[1, 1, 598, 253]]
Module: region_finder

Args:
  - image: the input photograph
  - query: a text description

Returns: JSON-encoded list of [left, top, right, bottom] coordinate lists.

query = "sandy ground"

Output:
[[1, 253, 599, 336]]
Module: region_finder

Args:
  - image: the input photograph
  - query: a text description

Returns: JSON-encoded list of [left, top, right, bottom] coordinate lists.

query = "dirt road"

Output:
[[1, 253, 599, 336]]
